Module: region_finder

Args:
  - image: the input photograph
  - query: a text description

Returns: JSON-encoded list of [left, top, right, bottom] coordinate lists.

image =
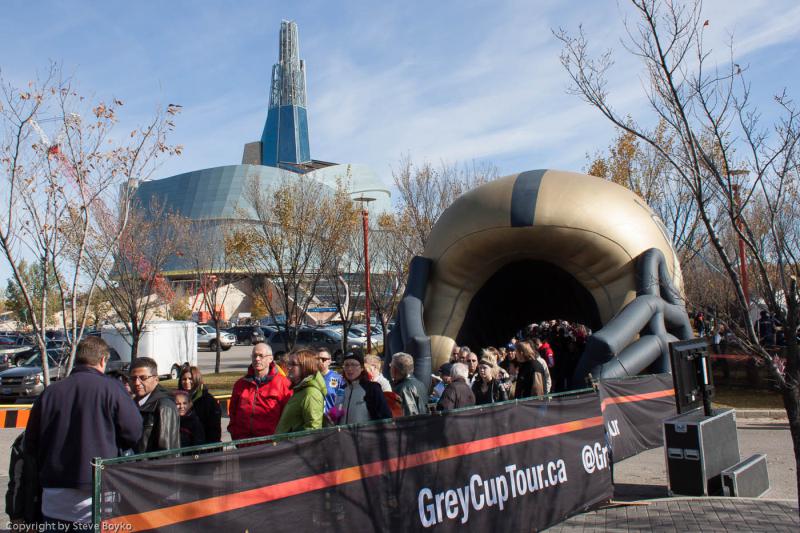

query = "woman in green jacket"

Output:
[[275, 349, 326, 434]]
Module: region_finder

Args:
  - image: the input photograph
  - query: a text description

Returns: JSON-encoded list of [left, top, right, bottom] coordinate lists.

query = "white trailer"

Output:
[[101, 321, 197, 379]]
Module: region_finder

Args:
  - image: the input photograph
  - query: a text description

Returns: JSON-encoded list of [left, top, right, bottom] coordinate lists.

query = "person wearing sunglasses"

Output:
[[228, 342, 292, 443], [316, 347, 344, 416], [129, 357, 180, 453]]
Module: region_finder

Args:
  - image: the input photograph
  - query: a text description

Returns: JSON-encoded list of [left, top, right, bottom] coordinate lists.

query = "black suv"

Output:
[[226, 325, 267, 345]]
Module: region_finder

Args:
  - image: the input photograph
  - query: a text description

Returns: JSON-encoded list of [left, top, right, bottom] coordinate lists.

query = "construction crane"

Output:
[[28, 115, 81, 183]]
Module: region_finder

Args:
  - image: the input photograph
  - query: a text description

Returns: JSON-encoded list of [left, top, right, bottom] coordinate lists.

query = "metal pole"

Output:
[[92, 456, 102, 526], [362, 208, 372, 353], [732, 184, 750, 304]]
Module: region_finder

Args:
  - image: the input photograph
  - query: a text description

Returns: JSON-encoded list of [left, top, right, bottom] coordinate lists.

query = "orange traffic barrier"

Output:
[[0, 406, 32, 428]]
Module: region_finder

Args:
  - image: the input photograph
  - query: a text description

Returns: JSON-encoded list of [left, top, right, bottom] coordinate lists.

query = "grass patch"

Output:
[[713, 385, 783, 410], [160, 371, 242, 397]]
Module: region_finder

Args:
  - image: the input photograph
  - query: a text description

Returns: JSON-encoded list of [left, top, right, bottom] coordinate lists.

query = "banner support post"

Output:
[[93, 456, 103, 528]]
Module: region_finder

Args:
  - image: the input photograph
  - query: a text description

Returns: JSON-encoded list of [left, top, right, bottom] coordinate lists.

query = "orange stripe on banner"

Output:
[[104, 415, 604, 531], [600, 388, 674, 412]]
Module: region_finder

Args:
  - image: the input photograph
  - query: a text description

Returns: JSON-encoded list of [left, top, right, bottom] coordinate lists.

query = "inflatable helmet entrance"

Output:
[[387, 169, 693, 389]]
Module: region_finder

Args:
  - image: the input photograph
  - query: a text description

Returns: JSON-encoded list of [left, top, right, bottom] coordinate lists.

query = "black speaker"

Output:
[[663, 408, 740, 496], [722, 454, 770, 497]]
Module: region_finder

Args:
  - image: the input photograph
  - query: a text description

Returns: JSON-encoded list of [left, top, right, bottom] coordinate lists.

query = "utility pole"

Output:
[[354, 196, 375, 353], [730, 170, 750, 305]]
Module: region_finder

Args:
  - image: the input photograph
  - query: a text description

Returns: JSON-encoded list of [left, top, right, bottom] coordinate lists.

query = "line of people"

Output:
[[16, 324, 586, 528]]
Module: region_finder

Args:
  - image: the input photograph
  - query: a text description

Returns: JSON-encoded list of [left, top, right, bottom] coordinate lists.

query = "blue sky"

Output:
[[2, 0, 800, 282]]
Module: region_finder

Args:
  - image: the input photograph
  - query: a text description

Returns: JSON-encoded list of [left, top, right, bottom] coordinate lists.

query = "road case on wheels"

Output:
[[663, 408, 740, 496]]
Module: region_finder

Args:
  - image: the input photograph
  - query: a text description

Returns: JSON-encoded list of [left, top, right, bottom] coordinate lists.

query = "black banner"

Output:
[[598, 373, 676, 462], [99, 394, 612, 532]]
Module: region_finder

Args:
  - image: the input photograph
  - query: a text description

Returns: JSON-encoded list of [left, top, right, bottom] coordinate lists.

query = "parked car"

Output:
[[0, 347, 126, 403], [267, 327, 365, 361], [0, 349, 69, 402], [0, 336, 33, 370], [196, 325, 235, 352], [225, 325, 267, 345], [10, 339, 69, 367], [349, 324, 384, 344]]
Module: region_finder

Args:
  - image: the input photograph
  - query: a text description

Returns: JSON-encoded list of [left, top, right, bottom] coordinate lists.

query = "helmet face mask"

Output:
[[388, 169, 692, 389]]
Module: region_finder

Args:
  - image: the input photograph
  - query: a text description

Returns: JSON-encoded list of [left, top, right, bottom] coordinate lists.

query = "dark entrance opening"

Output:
[[456, 260, 602, 350]]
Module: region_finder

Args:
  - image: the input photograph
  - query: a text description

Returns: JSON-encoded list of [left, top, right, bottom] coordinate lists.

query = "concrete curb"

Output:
[[618, 495, 798, 504], [734, 408, 788, 420]]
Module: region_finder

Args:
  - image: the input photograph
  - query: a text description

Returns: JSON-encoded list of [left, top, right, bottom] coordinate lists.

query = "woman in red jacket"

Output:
[[227, 343, 293, 442]]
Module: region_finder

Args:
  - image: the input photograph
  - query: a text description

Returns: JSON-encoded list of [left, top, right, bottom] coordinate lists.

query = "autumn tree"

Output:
[[392, 157, 499, 257], [228, 172, 357, 351], [0, 64, 180, 383], [557, 0, 800, 499], [168, 286, 192, 321], [587, 119, 704, 258], [88, 199, 186, 363], [4, 260, 62, 326]]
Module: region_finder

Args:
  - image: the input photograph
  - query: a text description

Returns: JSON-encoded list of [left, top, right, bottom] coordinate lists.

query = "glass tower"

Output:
[[260, 20, 311, 168]]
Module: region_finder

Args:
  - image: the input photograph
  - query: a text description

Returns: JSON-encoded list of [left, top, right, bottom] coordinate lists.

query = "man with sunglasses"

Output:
[[130, 357, 180, 453], [25, 337, 142, 527], [317, 347, 343, 415]]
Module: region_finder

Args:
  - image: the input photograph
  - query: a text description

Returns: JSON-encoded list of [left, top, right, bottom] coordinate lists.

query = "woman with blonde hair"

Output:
[[472, 353, 509, 405], [275, 349, 326, 434]]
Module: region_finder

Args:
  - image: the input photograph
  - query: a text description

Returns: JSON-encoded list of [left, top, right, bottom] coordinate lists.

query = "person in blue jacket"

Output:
[[317, 347, 344, 414]]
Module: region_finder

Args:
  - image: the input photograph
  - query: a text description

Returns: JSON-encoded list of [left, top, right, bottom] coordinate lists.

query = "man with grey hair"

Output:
[[437, 362, 475, 411], [390, 352, 428, 416]]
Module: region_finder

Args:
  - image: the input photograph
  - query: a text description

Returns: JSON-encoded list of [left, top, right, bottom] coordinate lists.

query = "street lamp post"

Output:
[[354, 195, 376, 353]]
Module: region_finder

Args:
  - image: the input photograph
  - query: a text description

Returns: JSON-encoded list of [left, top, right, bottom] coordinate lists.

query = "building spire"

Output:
[[261, 20, 311, 168]]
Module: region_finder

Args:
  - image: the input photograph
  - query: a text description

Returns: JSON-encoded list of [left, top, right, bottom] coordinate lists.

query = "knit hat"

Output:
[[342, 352, 364, 366], [438, 363, 453, 376]]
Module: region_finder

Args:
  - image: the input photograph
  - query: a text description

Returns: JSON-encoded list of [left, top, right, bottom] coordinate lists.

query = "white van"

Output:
[[101, 321, 197, 379]]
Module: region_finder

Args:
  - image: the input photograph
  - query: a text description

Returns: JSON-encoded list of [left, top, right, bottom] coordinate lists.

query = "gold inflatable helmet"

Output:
[[387, 169, 692, 388]]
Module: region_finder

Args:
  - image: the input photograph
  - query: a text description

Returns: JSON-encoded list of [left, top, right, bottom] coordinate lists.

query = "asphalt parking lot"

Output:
[[196, 343, 254, 374]]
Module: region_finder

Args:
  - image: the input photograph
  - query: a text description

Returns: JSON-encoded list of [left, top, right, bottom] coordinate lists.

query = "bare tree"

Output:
[[0, 64, 180, 382], [586, 119, 706, 258], [186, 221, 237, 373], [392, 157, 499, 257], [557, 0, 800, 499], [89, 199, 186, 363], [323, 218, 365, 356], [368, 212, 410, 356], [228, 172, 357, 351]]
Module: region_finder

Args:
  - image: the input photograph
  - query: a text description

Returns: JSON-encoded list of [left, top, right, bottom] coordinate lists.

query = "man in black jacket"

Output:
[[25, 336, 142, 526], [437, 363, 476, 411], [129, 357, 180, 453]]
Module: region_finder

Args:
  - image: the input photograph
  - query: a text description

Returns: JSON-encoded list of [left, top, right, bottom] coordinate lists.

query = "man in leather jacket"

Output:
[[129, 357, 180, 453], [390, 352, 428, 416]]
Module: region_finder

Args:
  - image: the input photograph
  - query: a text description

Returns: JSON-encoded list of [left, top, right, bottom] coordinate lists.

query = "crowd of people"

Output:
[[17, 321, 590, 528]]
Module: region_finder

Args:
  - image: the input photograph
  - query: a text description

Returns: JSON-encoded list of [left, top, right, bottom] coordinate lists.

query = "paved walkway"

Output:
[[543, 417, 798, 531], [545, 497, 798, 532]]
